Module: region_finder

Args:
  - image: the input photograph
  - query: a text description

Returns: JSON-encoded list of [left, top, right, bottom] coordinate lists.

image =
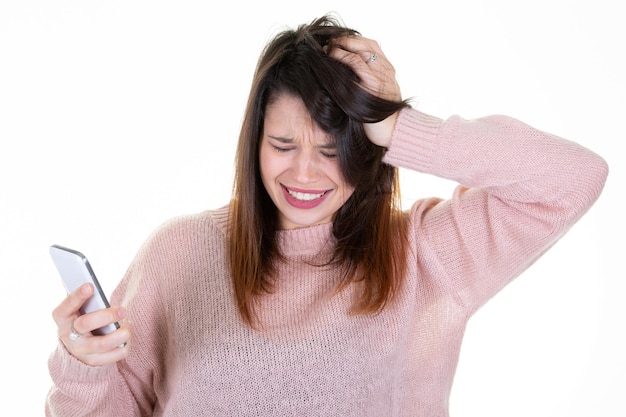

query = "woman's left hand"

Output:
[[326, 35, 401, 148]]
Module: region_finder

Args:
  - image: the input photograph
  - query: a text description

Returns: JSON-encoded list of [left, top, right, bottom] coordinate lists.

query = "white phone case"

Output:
[[49, 244, 120, 336]]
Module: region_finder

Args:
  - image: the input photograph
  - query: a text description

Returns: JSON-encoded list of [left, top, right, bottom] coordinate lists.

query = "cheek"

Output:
[[259, 149, 288, 196], [325, 162, 350, 190], [326, 166, 355, 202], [258, 146, 274, 180], [258, 154, 273, 195], [339, 185, 356, 204]]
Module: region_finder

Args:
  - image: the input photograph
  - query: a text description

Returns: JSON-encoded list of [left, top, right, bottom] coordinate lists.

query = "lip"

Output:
[[281, 184, 331, 209]]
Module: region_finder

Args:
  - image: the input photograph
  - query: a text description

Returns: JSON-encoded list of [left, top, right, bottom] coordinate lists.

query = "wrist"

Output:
[[365, 112, 399, 148]]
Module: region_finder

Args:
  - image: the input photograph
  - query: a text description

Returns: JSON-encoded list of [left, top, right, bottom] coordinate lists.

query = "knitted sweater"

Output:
[[46, 108, 608, 416]]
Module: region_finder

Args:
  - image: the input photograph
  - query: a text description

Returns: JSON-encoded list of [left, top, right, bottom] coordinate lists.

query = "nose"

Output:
[[294, 151, 320, 183]]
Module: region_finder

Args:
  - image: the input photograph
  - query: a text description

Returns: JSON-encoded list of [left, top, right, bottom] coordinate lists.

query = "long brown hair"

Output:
[[229, 14, 409, 327]]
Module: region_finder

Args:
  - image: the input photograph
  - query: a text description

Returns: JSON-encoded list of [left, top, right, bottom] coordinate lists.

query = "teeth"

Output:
[[288, 189, 325, 201]]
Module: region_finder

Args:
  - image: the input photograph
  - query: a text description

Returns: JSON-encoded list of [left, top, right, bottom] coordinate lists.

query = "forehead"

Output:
[[264, 94, 334, 143], [266, 93, 307, 115]]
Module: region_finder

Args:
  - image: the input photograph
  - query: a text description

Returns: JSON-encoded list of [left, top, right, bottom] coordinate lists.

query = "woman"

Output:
[[46, 15, 608, 416]]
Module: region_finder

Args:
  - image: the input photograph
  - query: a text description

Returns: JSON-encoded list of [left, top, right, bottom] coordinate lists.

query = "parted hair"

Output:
[[228, 14, 410, 328]]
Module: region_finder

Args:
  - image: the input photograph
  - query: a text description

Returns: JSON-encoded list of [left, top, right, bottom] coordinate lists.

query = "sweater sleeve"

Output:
[[384, 107, 608, 313], [45, 230, 168, 416]]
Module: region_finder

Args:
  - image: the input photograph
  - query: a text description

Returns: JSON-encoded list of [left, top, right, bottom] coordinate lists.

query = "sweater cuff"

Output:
[[382, 107, 443, 172], [48, 342, 117, 383]]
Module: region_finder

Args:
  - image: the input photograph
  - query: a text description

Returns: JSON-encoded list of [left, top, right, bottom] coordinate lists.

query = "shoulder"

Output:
[[134, 205, 230, 264], [405, 196, 446, 227], [152, 205, 228, 238]]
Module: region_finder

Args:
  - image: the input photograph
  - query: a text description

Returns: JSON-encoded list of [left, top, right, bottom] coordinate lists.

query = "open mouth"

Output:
[[281, 185, 331, 208], [286, 189, 327, 201]]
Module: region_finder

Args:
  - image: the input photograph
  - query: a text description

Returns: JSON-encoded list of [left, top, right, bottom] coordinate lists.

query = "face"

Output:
[[259, 94, 355, 230]]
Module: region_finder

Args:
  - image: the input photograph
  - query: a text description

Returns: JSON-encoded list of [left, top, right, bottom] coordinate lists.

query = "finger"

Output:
[[327, 37, 392, 81], [73, 326, 132, 366], [73, 306, 127, 336], [72, 321, 131, 353], [327, 46, 395, 98], [331, 35, 382, 55], [81, 345, 130, 367], [331, 36, 385, 64], [51, 283, 94, 326], [65, 321, 132, 366], [328, 45, 372, 72]]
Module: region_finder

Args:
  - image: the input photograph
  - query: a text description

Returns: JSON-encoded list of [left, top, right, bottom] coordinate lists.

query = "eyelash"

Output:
[[272, 146, 292, 153]]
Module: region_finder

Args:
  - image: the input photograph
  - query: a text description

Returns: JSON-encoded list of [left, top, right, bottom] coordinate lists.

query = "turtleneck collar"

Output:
[[276, 222, 335, 257], [209, 205, 336, 258]]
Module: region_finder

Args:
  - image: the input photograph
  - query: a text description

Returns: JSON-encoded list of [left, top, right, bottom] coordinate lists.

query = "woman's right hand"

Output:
[[52, 283, 131, 366]]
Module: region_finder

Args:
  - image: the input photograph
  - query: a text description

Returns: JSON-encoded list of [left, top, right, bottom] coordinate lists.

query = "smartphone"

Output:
[[49, 244, 120, 336]]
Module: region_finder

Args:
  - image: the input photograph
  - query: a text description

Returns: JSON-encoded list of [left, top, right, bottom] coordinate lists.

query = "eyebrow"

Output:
[[267, 135, 294, 144], [267, 135, 336, 149]]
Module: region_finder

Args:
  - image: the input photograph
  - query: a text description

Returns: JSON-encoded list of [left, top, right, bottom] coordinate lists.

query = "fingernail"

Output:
[[118, 307, 127, 319], [81, 283, 92, 295]]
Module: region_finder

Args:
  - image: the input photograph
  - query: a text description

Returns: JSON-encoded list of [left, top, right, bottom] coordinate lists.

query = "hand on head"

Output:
[[326, 35, 401, 148], [51, 283, 131, 366]]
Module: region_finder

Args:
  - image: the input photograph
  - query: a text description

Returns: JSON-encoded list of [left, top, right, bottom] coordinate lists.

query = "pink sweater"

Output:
[[46, 108, 608, 416]]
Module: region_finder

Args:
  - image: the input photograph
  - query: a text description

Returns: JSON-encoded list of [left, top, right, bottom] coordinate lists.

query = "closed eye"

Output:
[[318, 141, 337, 159], [272, 145, 294, 153]]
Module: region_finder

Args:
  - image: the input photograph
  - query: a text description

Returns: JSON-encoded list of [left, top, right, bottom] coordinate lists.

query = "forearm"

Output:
[[385, 107, 608, 310], [46, 254, 165, 416], [384, 107, 608, 222]]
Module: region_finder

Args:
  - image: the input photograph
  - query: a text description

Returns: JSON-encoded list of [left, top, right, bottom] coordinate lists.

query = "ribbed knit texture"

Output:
[[46, 108, 608, 416]]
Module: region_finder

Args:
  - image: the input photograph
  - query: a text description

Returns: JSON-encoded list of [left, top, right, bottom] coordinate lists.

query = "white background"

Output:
[[1, 1, 624, 415]]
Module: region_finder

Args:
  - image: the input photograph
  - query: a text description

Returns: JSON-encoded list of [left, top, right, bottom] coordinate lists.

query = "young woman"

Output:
[[46, 15, 608, 416]]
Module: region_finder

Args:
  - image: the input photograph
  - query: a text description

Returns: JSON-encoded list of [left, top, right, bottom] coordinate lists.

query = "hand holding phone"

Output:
[[49, 244, 120, 336]]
